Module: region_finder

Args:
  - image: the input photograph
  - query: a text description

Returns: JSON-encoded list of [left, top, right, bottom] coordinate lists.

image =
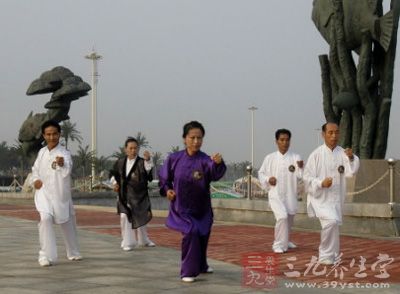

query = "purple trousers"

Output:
[[180, 231, 210, 278]]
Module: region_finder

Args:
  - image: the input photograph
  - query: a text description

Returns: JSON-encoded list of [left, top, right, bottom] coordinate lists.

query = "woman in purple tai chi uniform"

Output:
[[158, 121, 226, 283]]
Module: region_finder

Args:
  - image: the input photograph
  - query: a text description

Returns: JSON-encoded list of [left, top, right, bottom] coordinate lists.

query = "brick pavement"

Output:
[[1, 203, 399, 287]]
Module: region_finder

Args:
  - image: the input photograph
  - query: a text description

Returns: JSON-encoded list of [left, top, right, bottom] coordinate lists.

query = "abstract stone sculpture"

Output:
[[312, 0, 400, 158], [18, 66, 91, 164]]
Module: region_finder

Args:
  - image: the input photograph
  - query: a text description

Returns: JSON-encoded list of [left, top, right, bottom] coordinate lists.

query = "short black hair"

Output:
[[182, 121, 205, 138], [41, 120, 61, 134], [125, 137, 139, 147], [275, 128, 291, 140], [321, 122, 338, 132]]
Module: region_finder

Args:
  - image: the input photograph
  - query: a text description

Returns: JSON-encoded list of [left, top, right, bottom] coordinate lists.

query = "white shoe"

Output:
[[273, 248, 284, 254], [288, 241, 297, 249], [319, 259, 334, 265], [205, 267, 214, 273], [146, 241, 156, 247], [68, 256, 83, 261], [38, 257, 51, 267], [122, 246, 134, 251], [181, 277, 195, 283], [137, 241, 156, 247]]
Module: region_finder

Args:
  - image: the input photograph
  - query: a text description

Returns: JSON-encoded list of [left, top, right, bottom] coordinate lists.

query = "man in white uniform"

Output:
[[31, 120, 81, 267], [258, 129, 303, 253], [304, 122, 359, 265]]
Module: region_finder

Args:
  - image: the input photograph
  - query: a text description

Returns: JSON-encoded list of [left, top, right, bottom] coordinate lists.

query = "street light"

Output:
[[315, 128, 321, 146], [248, 106, 258, 168], [85, 49, 102, 187]]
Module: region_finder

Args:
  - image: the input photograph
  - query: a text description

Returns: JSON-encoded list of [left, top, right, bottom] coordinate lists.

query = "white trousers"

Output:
[[38, 212, 80, 262], [120, 213, 152, 247], [273, 214, 295, 251], [319, 219, 340, 262]]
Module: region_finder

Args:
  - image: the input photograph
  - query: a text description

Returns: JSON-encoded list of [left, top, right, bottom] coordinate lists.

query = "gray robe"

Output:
[[111, 156, 153, 229]]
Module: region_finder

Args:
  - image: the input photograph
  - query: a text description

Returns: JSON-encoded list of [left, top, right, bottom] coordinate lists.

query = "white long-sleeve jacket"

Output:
[[30, 144, 74, 224], [258, 151, 303, 219], [303, 144, 360, 224]]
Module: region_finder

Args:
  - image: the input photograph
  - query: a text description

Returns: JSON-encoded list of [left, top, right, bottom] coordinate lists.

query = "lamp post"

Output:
[[246, 165, 253, 200], [315, 128, 321, 146], [248, 106, 258, 168], [387, 158, 396, 209], [85, 50, 102, 188], [248, 106, 257, 200]]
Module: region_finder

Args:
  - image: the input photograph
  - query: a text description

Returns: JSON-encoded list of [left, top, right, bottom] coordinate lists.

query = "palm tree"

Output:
[[11, 141, 28, 182], [170, 145, 180, 154], [111, 146, 125, 160], [61, 120, 82, 149], [151, 151, 163, 179], [135, 132, 150, 149], [72, 145, 94, 178], [94, 155, 113, 174]]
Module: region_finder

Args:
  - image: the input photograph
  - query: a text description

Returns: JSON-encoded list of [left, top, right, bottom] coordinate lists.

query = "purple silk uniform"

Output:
[[159, 150, 226, 277]]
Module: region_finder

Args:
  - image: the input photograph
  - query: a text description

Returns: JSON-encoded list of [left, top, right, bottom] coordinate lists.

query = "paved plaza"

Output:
[[0, 199, 399, 293]]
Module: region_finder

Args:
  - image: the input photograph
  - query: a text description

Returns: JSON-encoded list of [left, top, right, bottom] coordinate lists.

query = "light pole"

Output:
[[315, 128, 321, 146], [85, 50, 102, 186], [248, 106, 258, 168], [248, 106, 257, 200]]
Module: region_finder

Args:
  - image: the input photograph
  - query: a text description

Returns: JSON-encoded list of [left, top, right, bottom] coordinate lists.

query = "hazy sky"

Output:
[[1, 0, 399, 167]]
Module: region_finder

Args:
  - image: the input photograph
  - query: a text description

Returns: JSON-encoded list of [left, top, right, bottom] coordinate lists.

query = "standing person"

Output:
[[158, 121, 226, 283], [258, 129, 303, 253], [304, 122, 359, 265], [31, 120, 81, 267], [111, 137, 155, 251]]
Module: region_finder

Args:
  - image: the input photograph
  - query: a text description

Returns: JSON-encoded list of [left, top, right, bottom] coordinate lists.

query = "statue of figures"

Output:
[[18, 66, 91, 164], [312, 0, 400, 158]]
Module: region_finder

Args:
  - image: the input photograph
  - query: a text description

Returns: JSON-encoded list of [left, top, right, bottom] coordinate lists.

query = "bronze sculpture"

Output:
[[18, 66, 91, 164], [312, 0, 400, 158]]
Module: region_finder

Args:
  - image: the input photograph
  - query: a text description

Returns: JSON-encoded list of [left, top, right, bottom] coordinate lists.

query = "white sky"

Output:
[[0, 0, 399, 167]]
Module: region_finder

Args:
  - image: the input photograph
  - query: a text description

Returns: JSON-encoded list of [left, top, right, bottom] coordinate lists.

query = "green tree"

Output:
[[61, 120, 82, 149], [170, 145, 180, 154], [94, 155, 113, 174], [135, 131, 150, 149], [72, 145, 94, 178], [0, 141, 23, 176], [11, 141, 29, 182], [151, 151, 163, 179], [111, 146, 125, 160]]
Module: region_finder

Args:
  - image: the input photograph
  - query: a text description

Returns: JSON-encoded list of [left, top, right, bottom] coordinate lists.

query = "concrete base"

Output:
[[212, 198, 400, 237]]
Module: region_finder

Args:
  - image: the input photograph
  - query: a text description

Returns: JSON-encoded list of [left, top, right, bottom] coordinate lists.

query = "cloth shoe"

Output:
[[122, 246, 134, 251], [137, 240, 156, 247], [181, 277, 195, 283], [319, 258, 334, 265], [38, 257, 51, 267], [273, 248, 284, 254], [145, 240, 156, 247], [68, 256, 83, 261], [205, 267, 214, 273]]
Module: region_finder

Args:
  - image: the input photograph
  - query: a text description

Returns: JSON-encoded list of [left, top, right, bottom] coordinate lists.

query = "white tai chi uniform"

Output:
[[258, 151, 303, 252], [111, 157, 154, 248], [304, 144, 359, 263], [31, 144, 80, 263]]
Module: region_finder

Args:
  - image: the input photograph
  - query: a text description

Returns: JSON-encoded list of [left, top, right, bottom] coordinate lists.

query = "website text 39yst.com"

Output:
[[284, 281, 390, 289]]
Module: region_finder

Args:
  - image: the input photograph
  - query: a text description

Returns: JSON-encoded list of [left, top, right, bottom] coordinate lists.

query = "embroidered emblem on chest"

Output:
[[192, 170, 203, 180], [338, 165, 345, 174], [288, 165, 295, 172]]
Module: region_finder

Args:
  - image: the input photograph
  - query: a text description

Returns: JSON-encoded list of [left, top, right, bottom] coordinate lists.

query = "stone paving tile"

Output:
[[1, 203, 399, 293]]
